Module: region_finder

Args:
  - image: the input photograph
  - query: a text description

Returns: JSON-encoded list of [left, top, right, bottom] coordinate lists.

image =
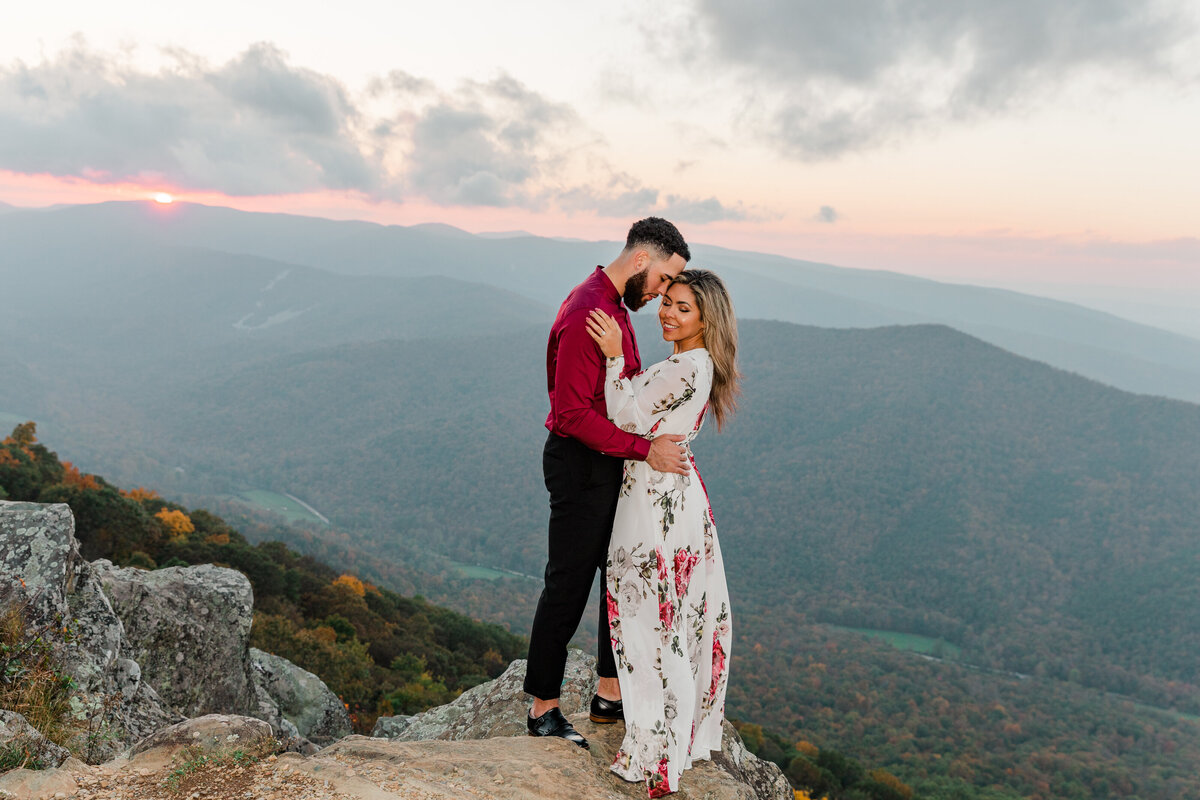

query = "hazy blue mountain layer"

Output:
[[4, 201, 1200, 402]]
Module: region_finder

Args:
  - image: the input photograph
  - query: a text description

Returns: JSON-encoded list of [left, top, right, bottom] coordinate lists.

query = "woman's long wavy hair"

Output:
[[671, 269, 740, 430]]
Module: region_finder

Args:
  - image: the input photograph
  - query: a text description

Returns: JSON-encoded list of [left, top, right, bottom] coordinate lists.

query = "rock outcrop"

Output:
[[130, 714, 274, 758], [0, 501, 179, 760], [0, 500, 343, 763], [370, 649, 792, 799], [250, 647, 351, 745], [370, 714, 412, 739], [2, 500, 791, 800], [0, 711, 70, 769], [92, 560, 257, 719], [379, 648, 597, 742]]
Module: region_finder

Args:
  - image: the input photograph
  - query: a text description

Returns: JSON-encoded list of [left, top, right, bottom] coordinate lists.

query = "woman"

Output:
[[585, 269, 739, 798]]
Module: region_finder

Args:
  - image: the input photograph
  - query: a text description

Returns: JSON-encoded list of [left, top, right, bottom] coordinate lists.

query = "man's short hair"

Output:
[[625, 217, 691, 263]]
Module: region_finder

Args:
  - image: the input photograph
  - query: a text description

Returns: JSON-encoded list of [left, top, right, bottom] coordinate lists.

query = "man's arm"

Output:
[[553, 316, 652, 460], [553, 319, 690, 474]]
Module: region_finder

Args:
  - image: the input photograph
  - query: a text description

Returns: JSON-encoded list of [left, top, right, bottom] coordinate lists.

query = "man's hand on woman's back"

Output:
[[646, 434, 690, 474]]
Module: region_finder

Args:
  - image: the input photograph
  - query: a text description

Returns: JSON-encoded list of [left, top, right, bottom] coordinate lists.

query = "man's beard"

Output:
[[623, 268, 650, 311]]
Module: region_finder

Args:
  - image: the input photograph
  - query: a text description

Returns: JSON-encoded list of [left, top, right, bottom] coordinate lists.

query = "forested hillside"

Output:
[[10, 318, 1200, 797], [2, 424, 936, 800], [72, 319, 1200, 713], [0, 422, 525, 733]]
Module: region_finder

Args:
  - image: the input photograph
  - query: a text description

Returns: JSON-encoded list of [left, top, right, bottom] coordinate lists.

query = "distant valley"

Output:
[[3, 201, 1200, 798]]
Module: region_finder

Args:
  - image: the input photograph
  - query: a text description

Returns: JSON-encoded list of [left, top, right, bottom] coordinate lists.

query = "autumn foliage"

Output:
[[2, 421, 37, 449], [122, 487, 161, 503], [332, 574, 366, 597], [60, 462, 100, 491], [155, 508, 195, 540]]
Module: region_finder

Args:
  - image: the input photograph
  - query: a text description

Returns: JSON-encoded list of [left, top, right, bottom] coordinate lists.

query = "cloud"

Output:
[[558, 182, 660, 219], [0, 41, 377, 195], [814, 205, 839, 224], [556, 171, 752, 224], [0, 41, 749, 221], [661, 194, 747, 224], [398, 75, 579, 207], [684, 0, 1199, 159]]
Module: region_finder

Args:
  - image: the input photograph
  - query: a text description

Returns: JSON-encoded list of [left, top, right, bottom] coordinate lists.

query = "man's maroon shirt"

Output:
[[545, 267, 652, 460]]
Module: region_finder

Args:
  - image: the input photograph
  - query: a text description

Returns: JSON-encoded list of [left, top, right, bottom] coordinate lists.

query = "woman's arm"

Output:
[[587, 308, 699, 435], [604, 354, 698, 435]]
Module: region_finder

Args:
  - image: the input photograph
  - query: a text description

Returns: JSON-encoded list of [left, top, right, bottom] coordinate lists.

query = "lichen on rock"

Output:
[[0, 500, 179, 762], [92, 560, 257, 719], [249, 647, 350, 745]]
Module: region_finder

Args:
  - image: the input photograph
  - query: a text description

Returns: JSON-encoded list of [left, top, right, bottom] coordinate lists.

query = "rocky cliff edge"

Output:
[[0, 500, 789, 800]]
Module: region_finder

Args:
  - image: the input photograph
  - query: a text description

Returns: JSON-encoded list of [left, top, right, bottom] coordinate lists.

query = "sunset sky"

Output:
[[2, 1, 1198, 298]]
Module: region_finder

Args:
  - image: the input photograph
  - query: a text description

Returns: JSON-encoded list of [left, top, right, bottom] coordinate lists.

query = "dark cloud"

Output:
[[814, 205, 839, 224], [400, 76, 578, 207], [687, 0, 1197, 159], [557, 171, 751, 224], [0, 42, 378, 195], [0, 42, 751, 222], [661, 194, 747, 224], [559, 184, 660, 219]]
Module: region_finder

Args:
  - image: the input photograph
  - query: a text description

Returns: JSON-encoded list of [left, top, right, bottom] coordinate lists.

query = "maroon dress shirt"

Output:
[[545, 267, 652, 461]]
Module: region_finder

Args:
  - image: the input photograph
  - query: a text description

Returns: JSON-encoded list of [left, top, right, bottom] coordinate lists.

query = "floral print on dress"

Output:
[[603, 350, 732, 798], [673, 549, 699, 598]]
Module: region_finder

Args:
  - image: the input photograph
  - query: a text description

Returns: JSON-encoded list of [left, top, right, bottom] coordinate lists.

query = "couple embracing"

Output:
[[525, 217, 739, 798]]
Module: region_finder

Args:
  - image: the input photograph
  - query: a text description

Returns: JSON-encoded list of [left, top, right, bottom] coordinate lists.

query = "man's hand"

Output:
[[646, 434, 690, 475]]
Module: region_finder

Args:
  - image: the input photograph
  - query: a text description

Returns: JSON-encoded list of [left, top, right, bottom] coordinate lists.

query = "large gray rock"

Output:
[[336, 650, 791, 800], [0, 502, 79, 598], [93, 560, 257, 719], [0, 501, 178, 761], [0, 502, 104, 687], [370, 714, 412, 739], [0, 710, 70, 769], [712, 720, 797, 800], [381, 649, 597, 742], [1, 501, 338, 762], [249, 647, 351, 745], [130, 713, 273, 757]]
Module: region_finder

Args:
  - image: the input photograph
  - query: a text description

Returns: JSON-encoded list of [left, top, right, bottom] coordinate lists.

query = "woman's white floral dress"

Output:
[[603, 348, 732, 798]]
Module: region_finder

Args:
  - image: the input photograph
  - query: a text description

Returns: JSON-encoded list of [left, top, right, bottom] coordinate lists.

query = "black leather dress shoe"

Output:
[[527, 707, 589, 749], [589, 694, 624, 724]]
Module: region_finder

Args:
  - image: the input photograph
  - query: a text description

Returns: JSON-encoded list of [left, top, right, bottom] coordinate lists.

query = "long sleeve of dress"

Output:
[[604, 354, 700, 436]]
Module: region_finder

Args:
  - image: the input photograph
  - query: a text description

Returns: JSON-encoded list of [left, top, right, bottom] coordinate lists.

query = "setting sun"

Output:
[[153, 192, 173, 204]]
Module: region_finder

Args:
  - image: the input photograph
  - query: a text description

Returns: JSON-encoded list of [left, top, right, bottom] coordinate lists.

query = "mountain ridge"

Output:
[[5, 200, 1199, 403]]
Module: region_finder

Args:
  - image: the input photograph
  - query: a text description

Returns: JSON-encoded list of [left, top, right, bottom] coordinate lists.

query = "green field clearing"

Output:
[[454, 563, 510, 580], [1133, 700, 1200, 724], [234, 489, 328, 526], [828, 625, 963, 659], [448, 560, 539, 581]]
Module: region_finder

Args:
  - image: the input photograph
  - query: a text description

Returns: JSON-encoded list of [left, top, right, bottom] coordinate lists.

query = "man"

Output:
[[525, 217, 692, 749]]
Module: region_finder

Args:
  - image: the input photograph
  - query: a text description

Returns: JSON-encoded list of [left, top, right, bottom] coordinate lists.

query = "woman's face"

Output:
[[658, 282, 705, 347]]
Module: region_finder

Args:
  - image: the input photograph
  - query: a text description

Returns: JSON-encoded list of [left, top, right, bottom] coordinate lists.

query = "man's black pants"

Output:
[[523, 432, 622, 699]]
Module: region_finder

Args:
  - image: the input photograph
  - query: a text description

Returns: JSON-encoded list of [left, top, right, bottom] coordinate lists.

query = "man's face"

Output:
[[624, 252, 687, 311]]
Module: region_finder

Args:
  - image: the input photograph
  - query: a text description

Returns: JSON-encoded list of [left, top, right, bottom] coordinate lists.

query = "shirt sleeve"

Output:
[[553, 314, 653, 460], [604, 354, 699, 436]]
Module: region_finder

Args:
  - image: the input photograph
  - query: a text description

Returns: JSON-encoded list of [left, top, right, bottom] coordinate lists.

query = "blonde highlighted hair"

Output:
[[671, 269, 740, 430]]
